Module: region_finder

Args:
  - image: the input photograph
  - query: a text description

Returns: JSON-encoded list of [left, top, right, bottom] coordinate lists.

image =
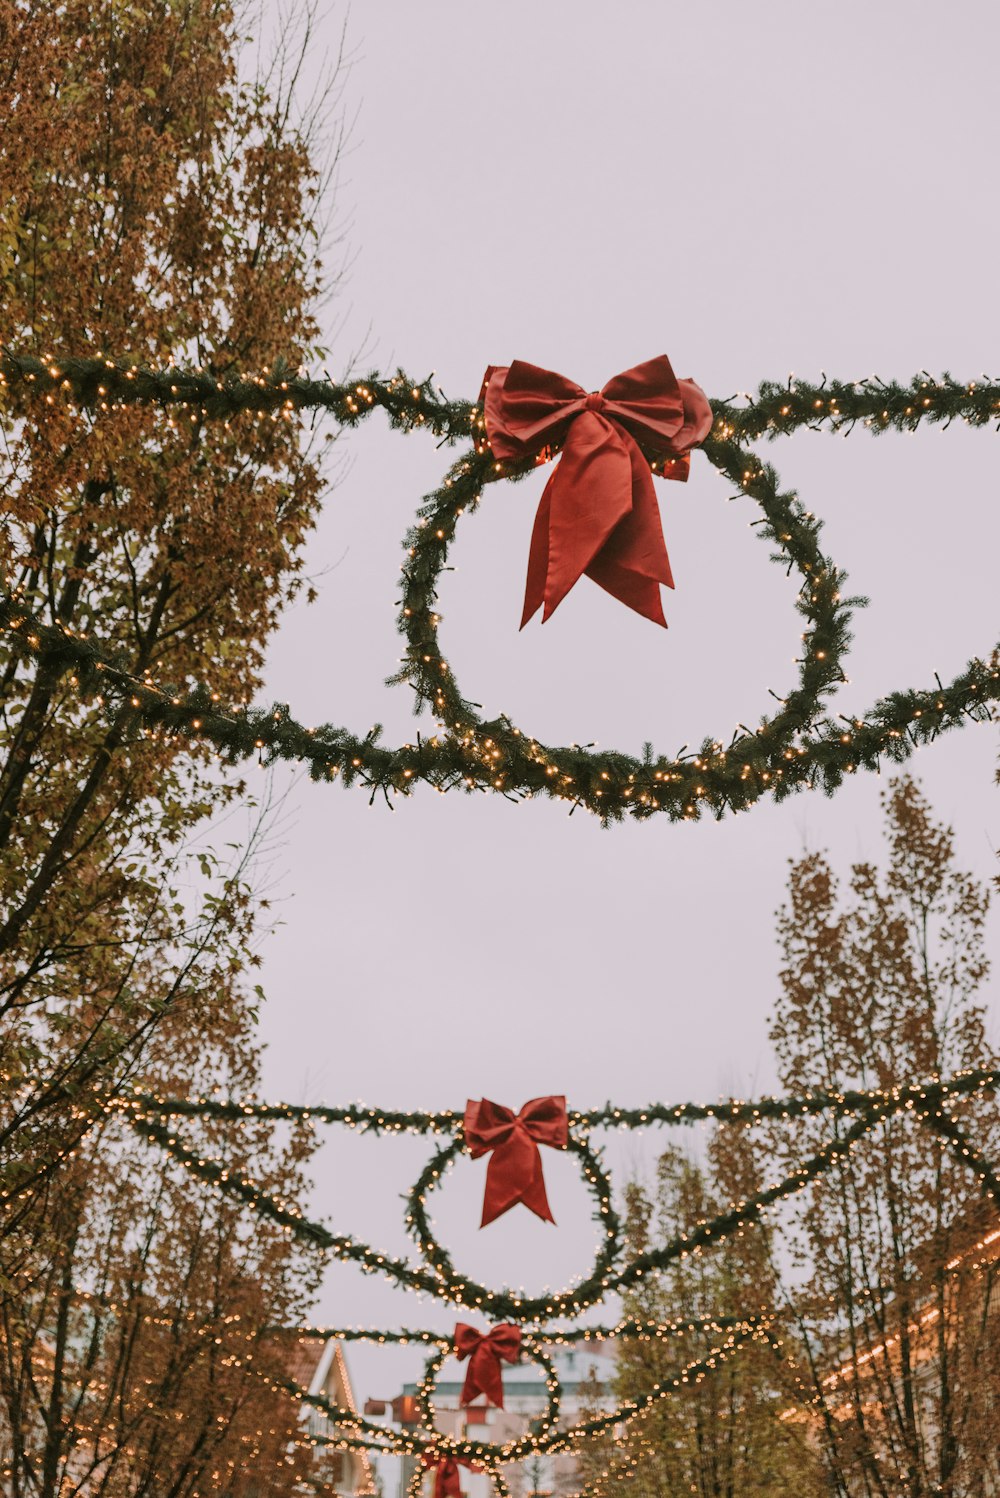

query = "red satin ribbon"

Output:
[[463, 1096, 568, 1227], [455, 1321, 522, 1408], [422, 1453, 480, 1498], [479, 356, 712, 627]]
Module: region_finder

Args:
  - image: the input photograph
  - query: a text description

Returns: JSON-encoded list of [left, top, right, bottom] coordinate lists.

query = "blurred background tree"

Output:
[[764, 775, 999, 1498], [0, 1054, 326, 1497], [574, 1139, 823, 1498], [578, 777, 999, 1498]]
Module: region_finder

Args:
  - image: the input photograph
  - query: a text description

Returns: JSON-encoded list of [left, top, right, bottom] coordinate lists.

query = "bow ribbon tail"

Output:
[[482, 1129, 554, 1227], [459, 1360, 484, 1407], [424, 1457, 454, 1498], [520, 476, 553, 629], [424, 1455, 480, 1498], [436, 1462, 460, 1498], [529, 411, 634, 625], [461, 1351, 504, 1408], [584, 432, 675, 626]]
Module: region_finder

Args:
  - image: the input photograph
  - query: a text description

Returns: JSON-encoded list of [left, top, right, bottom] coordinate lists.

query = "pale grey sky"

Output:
[[252, 0, 1000, 1414]]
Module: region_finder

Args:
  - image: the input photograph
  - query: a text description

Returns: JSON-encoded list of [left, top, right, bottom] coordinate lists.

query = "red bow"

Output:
[[463, 1096, 568, 1226], [422, 1453, 481, 1498], [455, 1322, 522, 1408], [480, 356, 712, 627]]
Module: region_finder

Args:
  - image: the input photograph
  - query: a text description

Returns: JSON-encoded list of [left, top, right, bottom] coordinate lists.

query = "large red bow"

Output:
[[480, 356, 712, 627], [463, 1096, 568, 1227], [422, 1453, 481, 1498], [455, 1321, 522, 1408]]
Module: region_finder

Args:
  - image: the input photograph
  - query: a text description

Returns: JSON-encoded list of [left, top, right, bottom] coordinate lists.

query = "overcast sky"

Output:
[[249, 0, 1000, 1417]]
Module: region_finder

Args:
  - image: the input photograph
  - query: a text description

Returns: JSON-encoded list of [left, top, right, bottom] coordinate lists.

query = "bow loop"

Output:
[[480, 360, 588, 459], [464, 1096, 568, 1227], [480, 356, 711, 626]]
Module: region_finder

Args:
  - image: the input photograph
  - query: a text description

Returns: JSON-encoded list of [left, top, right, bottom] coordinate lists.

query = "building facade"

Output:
[[288, 1336, 376, 1496], [389, 1343, 616, 1498]]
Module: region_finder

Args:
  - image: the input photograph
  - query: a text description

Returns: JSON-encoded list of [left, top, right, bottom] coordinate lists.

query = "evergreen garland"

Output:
[[105, 1065, 1000, 1482], [2, 350, 996, 824]]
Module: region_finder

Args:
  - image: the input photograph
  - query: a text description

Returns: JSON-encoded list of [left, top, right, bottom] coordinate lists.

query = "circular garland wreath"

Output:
[[1, 349, 997, 825], [110, 1067, 1000, 1491]]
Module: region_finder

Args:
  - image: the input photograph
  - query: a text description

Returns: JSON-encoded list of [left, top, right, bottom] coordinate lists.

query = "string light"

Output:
[[106, 1066, 1000, 1480], [1, 350, 997, 825]]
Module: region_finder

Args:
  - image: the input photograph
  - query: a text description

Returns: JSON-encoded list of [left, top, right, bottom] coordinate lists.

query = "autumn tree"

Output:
[[582, 777, 998, 1498], [0, 0, 349, 1490], [0, 1014, 327, 1498], [574, 1139, 823, 1498], [763, 775, 1000, 1498], [0, 0, 334, 1229]]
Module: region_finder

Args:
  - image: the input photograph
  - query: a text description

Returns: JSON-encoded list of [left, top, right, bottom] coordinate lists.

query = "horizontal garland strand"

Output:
[[0, 347, 473, 437], [124, 1065, 1000, 1133], [290, 1324, 775, 1468], [274, 1314, 763, 1346]]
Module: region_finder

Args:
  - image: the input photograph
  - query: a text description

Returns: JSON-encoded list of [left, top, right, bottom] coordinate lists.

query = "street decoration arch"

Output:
[[4, 347, 999, 1491]]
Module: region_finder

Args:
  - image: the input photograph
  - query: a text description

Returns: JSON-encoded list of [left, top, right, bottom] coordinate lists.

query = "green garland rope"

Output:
[[122, 1068, 1000, 1132], [107, 1066, 1000, 1482], [119, 1095, 966, 1323], [259, 1324, 775, 1474], [1, 350, 997, 824], [275, 1313, 760, 1347]]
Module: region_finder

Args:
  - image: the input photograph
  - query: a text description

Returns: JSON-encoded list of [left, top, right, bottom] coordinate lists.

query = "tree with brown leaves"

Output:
[[575, 1137, 823, 1498], [0, 1, 349, 1490], [0, 0, 334, 1231], [0, 1045, 327, 1498], [767, 776, 999, 1498], [583, 778, 998, 1498]]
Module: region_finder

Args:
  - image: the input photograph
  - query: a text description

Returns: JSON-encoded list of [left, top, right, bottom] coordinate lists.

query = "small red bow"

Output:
[[463, 1096, 568, 1226], [422, 1453, 481, 1498], [480, 356, 712, 627], [455, 1321, 522, 1408]]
